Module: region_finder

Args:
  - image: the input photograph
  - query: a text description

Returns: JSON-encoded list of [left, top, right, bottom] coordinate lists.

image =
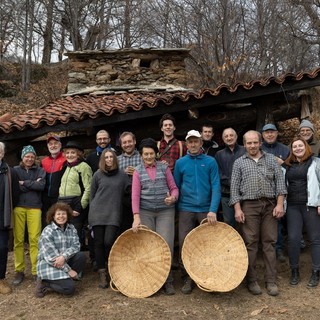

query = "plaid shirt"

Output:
[[37, 222, 80, 280], [117, 150, 142, 173], [158, 137, 187, 172], [229, 151, 287, 206]]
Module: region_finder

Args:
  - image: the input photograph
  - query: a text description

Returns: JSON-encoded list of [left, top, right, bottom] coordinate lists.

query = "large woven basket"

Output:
[[182, 220, 248, 292], [108, 225, 171, 298]]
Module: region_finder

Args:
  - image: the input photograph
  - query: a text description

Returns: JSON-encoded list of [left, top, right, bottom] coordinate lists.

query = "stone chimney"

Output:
[[64, 48, 191, 95]]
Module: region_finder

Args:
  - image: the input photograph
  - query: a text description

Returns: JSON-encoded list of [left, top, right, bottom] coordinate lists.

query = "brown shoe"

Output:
[[98, 269, 109, 289], [35, 278, 48, 298], [12, 272, 24, 286], [0, 279, 12, 294]]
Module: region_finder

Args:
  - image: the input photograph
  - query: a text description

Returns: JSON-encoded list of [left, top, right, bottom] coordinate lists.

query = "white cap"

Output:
[[185, 130, 201, 140]]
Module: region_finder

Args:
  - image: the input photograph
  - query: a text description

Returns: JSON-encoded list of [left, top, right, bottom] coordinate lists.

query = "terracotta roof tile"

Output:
[[1, 68, 320, 134]]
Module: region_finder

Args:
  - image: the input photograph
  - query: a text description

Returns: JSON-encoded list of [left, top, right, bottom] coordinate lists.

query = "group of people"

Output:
[[0, 113, 320, 299]]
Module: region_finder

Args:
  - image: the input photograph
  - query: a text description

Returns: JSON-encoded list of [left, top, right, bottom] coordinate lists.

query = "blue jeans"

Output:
[[221, 196, 235, 227], [140, 207, 175, 283], [287, 204, 320, 270], [0, 229, 9, 279]]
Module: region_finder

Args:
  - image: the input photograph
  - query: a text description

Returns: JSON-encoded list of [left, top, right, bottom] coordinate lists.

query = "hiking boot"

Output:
[[181, 277, 194, 294], [0, 279, 12, 294], [276, 249, 286, 263], [266, 282, 279, 296], [12, 272, 24, 286], [307, 270, 320, 288], [35, 278, 48, 298], [290, 268, 300, 286], [163, 282, 175, 295], [98, 269, 109, 289], [247, 281, 262, 295]]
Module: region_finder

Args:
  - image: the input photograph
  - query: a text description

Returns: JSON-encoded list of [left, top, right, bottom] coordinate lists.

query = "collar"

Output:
[[122, 150, 139, 158], [144, 161, 156, 168]]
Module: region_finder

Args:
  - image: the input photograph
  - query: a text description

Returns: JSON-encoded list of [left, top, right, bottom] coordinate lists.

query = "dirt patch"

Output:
[[1, 246, 320, 320]]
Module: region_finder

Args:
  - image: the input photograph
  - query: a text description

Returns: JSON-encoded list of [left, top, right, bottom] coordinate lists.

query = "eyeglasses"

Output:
[[97, 138, 110, 141]]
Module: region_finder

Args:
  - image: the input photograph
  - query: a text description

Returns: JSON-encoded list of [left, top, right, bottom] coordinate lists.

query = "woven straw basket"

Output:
[[182, 220, 248, 292], [108, 225, 171, 298]]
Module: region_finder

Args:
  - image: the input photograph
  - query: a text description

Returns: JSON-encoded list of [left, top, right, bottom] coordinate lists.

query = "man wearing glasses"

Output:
[[86, 130, 115, 173]]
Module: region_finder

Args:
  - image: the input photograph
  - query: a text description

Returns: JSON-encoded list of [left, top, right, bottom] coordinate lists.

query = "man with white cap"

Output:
[[299, 119, 320, 156], [174, 130, 221, 294]]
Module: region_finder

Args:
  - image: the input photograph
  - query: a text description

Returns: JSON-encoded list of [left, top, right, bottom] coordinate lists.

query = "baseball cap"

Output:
[[185, 130, 201, 140], [262, 124, 277, 132], [47, 136, 61, 143]]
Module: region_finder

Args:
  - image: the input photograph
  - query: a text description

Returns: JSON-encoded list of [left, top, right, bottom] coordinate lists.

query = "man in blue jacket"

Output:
[[174, 130, 221, 294]]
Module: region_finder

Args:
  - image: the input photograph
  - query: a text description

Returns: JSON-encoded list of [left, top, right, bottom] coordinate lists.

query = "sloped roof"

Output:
[[1, 68, 320, 138]]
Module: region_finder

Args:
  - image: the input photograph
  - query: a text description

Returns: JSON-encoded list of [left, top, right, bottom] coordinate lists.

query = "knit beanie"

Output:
[[21, 145, 36, 159], [299, 119, 315, 132]]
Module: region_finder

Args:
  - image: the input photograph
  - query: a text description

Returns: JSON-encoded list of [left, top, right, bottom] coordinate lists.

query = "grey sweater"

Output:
[[88, 169, 130, 227]]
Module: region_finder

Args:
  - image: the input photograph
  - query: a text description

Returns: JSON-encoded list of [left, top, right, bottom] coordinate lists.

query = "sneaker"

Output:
[[12, 272, 25, 286], [276, 249, 286, 263], [35, 278, 48, 298], [164, 282, 175, 295], [0, 279, 12, 294], [307, 270, 320, 288], [247, 281, 262, 295], [266, 282, 279, 296], [181, 277, 194, 294]]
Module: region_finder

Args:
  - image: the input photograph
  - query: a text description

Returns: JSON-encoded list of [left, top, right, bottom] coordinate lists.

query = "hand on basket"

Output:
[[207, 212, 217, 225], [132, 214, 141, 233]]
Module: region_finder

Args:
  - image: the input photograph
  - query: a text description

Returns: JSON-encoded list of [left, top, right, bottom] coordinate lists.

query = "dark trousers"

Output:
[[0, 228, 9, 279], [178, 211, 207, 278], [240, 199, 277, 283], [44, 251, 86, 295], [92, 225, 119, 270], [287, 204, 320, 270]]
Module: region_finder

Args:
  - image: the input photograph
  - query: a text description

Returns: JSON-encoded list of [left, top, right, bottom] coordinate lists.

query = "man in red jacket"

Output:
[[41, 136, 66, 228]]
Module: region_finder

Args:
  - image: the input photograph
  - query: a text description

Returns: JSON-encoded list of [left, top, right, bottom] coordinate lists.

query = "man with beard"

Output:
[[298, 119, 320, 157], [230, 130, 287, 296], [86, 130, 115, 173], [117, 132, 142, 232]]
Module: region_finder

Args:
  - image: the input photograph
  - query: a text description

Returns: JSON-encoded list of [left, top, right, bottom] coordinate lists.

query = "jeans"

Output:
[[221, 196, 235, 227], [92, 225, 119, 270], [13, 207, 41, 275], [178, 211, 208, 278], [287, 204, 320, 270], [44, 251, 86, 295], [240, 199, 278, 282], [140, 207, 175, 283], [0, 228, 9, 279]]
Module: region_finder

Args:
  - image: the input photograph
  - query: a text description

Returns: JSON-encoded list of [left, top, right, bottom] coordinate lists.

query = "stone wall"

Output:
[[65, 48, 191, 95]]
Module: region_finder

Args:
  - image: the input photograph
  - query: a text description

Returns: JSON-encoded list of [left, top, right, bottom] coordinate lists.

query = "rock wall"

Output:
[[65, 48, 191, 94]]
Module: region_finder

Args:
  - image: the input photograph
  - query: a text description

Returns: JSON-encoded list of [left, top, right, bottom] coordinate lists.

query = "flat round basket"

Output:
[[108, 225, 171, 298], [182, 220, 248, 292]]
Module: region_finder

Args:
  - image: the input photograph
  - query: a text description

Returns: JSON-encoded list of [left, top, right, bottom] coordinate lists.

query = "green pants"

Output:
[[13, 207, 41, 275]]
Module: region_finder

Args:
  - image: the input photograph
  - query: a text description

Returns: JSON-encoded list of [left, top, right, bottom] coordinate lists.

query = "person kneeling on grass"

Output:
[[35, 202, 86, 298]]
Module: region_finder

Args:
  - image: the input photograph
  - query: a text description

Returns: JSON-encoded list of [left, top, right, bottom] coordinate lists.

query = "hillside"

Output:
[[0, 61, 68, 116]]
